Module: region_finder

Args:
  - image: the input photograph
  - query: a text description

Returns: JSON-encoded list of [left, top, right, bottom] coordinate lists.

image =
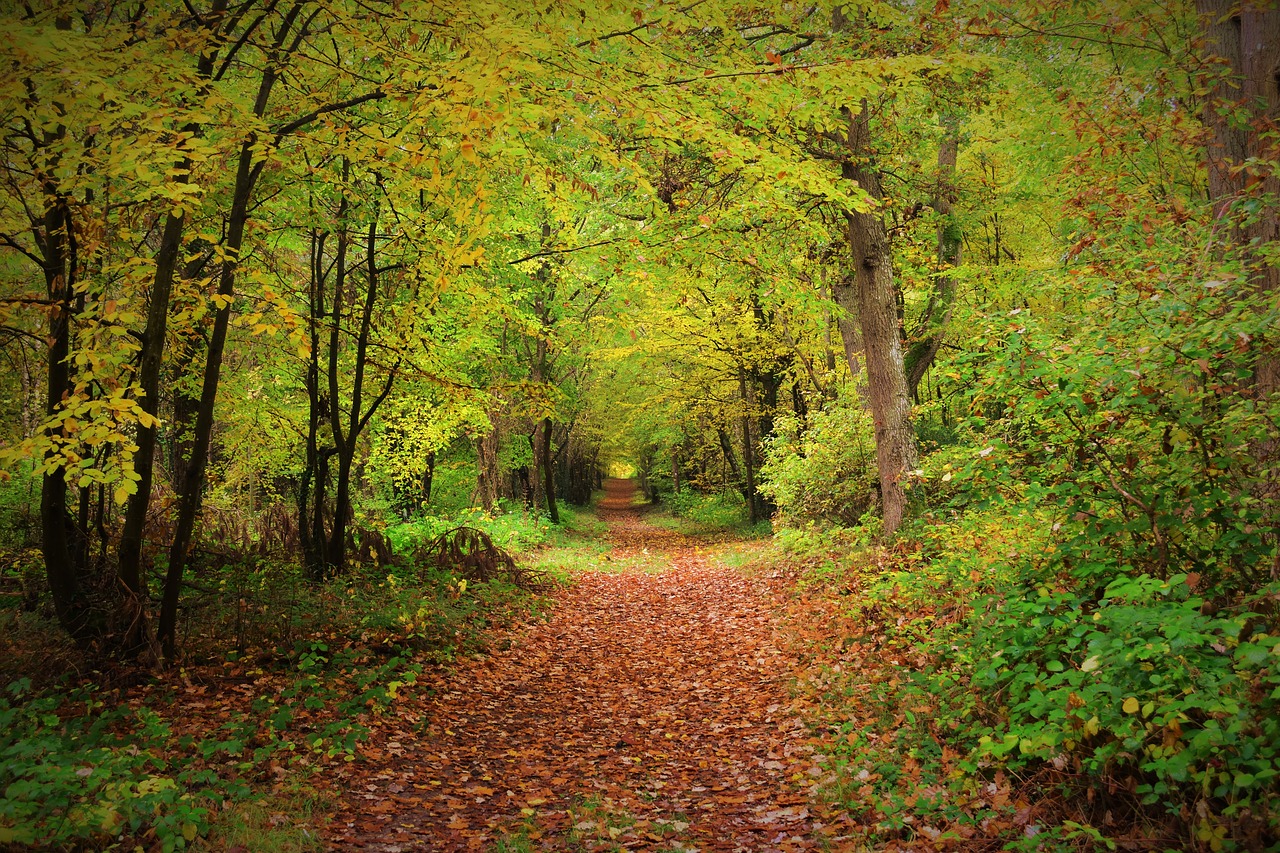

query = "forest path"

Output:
[[328, 479, 850, 852]]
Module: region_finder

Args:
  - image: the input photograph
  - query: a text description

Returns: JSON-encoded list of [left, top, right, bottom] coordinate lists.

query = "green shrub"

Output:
[[759, 392, 877, 527], [662, 488, 760, 532], [0, 681, 208, 851], [965, 570, 1280, 839], [384, 500, 558, 557]]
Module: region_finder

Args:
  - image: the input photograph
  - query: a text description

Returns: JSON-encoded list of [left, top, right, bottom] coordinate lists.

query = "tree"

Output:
[[839, 99, 920, 535], [0, 4, 222, 650]]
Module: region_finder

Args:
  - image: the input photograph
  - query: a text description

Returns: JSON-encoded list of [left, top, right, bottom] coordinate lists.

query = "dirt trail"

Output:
[[328, 480, 847, 851]]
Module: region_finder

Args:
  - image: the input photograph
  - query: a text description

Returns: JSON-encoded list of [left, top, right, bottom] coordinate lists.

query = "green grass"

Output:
[[199, 783, 330, 852], [522, 540, 608, 579], [384, 498, 608, 560], [701, 538, 772, 573]]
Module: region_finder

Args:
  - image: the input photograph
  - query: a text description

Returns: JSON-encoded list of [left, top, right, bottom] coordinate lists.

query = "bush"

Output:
[[791, 220, 1280, 847], [0, 681, 209, 851], [663, 488, 758, 532], [759, 391, 878, 527], [384, 500, 558, 557]]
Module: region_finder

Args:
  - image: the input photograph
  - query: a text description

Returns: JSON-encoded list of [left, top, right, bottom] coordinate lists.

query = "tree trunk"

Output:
[[1197, 0, 1280, 576], [300, 226, 332, 581], [158, 0, 314, 658], [717, 427, 746, 502], [114, 208, 185, 655], [39, 189, 98, 646], [842, 102, 918, 536], [327, 215, 397, 573], [474, 425, 501, 511], [831, 273, 865, 382], [115, 0, 227, 658], [1199, 1, 1279, 388], [540, 416, 559, 523], [422, 451, 436, 504], [905, 116, 961, 402], [739, 371, 759, 524]]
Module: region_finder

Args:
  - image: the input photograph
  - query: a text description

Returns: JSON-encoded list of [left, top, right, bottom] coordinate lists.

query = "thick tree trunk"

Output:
[[1198, 1, 1279, 392], [1197, 0, 1280, 577], [831, 273, 865, 381], [842, 102, 918, 536]]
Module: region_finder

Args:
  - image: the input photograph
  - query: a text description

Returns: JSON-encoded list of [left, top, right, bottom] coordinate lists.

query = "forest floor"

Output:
[[325, 479, 858, 852]]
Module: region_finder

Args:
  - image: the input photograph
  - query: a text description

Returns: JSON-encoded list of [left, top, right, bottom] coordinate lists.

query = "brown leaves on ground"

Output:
[[327, 481, 857, 851]]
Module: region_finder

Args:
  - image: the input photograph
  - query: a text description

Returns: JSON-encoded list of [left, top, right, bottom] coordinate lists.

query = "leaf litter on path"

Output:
[[327, 480, 856, 851]]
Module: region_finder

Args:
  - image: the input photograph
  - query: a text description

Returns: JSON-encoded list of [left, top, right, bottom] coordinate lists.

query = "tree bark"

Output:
[[831, 273, 865, 381], [114, 209, 184, 654], [842, 102, 918, 536], [1198, 0, 1279, 391], [1197, 0, 1280, 577], [39, 186, 98, 646], [116, 0, 229, 657], [716, 427, 746, 502], [422, 451, 436, 504], [474, 422, 501, 511]]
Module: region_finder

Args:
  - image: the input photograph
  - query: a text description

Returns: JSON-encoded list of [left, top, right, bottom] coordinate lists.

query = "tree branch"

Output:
[[271, 87, 386, 139]]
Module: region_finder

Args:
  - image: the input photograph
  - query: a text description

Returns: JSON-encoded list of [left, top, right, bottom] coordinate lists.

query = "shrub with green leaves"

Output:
[[916, 220, 1280, 845], [965, 572, 1280, 838], [759, 391, 878, 527], [0, 681, 208, 851], [661, 488, 759, 532]]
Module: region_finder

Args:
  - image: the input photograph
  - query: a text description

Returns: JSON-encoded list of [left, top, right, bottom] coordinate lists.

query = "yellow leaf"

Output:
[[1122, 697, 1140, 714]]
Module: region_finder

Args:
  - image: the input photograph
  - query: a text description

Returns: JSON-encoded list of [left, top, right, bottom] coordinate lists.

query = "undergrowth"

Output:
[[654, 489, 771, 537], [0, 497, 567, 851], [784, 504, 1280, 852]]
